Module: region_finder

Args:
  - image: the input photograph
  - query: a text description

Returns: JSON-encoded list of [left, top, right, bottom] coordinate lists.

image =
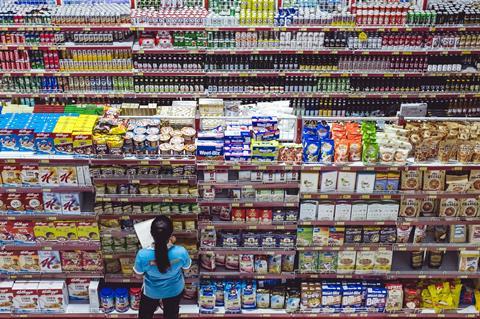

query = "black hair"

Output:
[[150, 216, 173, 273]]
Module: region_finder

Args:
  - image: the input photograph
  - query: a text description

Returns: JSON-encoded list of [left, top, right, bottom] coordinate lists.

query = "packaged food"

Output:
[[270, 287, 285, 309], [459, 198, 478, 217], [224, 281, 241, 314], [241, 281, 256, 309], [423, 170, 445, 191], [400, 198, 420, 217], [225, 255, 239, 270], [312, 227, 329, 246], [458, 251, 480, 272], [256, 289, 270, 308], [374, 250, 393, 273], [439, 198, 459, 217], [337, 251, 356, 273], [200, 253, 215, 271], [268, 254, 282, 274], [363, 227, 381, 243], [38, 250, 62, 273], [317, 251, 337, 273], [401, 170, 422, 190], [199, 284, 216, 314], [450, 225, 467, 243], [355, 251, 375, 273], [321, 283, 342, 309], [239, 255, 254, 273], [345, 227, 363, 243], [341, 283, 363, 309], [365, 287, 387, 312], [285, 288, 300, 313], [385, 283, 403, 312], [298, 251, 318, 273], [412, 225, 427, 243], [281, 255, 295, 272], [254, 255, 268, 274], [18, 251, 40, 272]]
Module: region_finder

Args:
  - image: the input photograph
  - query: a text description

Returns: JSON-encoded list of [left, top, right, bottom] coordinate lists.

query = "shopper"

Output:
[[134, 216, 191, 319]]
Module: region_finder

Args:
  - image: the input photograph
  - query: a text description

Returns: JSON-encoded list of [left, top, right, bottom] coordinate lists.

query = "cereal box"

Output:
[[374, 250, 393, 273], [0, 221, 13, 243], [81, 251, 103, 271], [33, 222, 56, 242], [10, 221, 35, 243], [38, 281, 68, 313], [58, 166, 78, 186], [54, 221, 77, 241], [76, 222, 99, 242], [0, 194, 6, 213], [20, 165, 39, 186], [18, 251, 40, 273], [1, 165, 21, 186], [6, 193, 25, 214], [60, 193, 81, 214], [38, 251, 62, 273], [12, 281, 39, 313], [66, 278, 90, 301], [0, 281, 14, 312], [25, 193, 44, 213], [337, 251, 356, 274], [43, 192, 62, 214], [60, 251, 82, 272], [38, 166, 59, 185], [0, 251, 18, 273]]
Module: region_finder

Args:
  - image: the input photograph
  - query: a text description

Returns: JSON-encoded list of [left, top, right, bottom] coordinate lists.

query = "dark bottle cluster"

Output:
[[429, 0, 480, 25], [134, 54, 204, 70]]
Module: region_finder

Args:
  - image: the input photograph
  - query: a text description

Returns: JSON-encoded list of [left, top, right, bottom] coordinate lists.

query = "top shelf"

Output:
[[2, 24, 480, 32]]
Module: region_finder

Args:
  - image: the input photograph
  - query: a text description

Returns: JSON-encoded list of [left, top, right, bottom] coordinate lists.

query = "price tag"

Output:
[[320, 194, 329, 199], [244, 203, 253, 207], [342, 195, 351, 199], [303, 194, 312, 199], [119, 198, 128, 202], [232, 203, 239, 207], [361, 195, 370, 199], [42, 246, 52, 251], [383, 195, 392, 199], [163, 198, 173, 203]]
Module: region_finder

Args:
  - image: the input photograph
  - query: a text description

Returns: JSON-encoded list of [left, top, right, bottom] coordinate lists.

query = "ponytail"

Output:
[[150, 216, 173, 273], [153, 237, 170, 273]]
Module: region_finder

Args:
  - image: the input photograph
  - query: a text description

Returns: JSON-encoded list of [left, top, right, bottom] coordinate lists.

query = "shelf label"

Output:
[[244, 203, 253, 207], [303, 194, 312, 199]]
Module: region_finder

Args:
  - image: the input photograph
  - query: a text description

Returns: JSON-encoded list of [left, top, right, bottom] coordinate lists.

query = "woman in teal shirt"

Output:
[[134, 216, 191, 319]]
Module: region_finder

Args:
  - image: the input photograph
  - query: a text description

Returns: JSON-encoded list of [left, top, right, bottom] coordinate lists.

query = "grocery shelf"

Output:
[[2, 241, 101, 251], [101, 213, 199, 220], [198, 200, 299, 208], [93, 176, 196, 185], [0, 42, 133, 51], [198, 222, 297, 230], [136, 70, 480, 78], [1, 91, 480, 99], [101, 229, 197, 238], [104, 273, 198, 283], [0, 272, 104, 280], [96, 195, 197, 203], [0, 70, 134, 77], [133, 46, 480, 56], [0, 153, 89, 165], [200, 248, 296, 255], [296, 271, 480, 280], [197, 162, 302, 171], [198, 181, 299, 189], [298, 217, 480, 226], [0, 185, 93, 193], [301, 191, 480, 200], [90, 157, 196, 165], [3, 24, 480, 33], [0, 213, 96, 221], [297, 243, 479, 252], [199, 271, 296, 280]]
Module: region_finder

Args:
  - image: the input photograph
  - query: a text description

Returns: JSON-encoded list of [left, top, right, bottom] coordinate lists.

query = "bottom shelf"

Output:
[[3, 304, 478, 318]]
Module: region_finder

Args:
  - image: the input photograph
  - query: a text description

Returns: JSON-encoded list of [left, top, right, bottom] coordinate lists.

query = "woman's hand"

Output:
[[169, 236, 177, 245]]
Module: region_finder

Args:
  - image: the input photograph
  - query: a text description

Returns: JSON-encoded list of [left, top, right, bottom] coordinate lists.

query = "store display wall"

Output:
[[0, 0, 480, 317]]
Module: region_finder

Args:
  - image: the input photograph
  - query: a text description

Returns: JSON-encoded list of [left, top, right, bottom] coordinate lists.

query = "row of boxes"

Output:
[[0, 193, 81, 215], [1, 165, 90, 186]]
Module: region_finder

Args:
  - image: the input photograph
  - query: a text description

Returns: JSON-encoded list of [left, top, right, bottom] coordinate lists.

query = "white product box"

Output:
[[383, 202, 400, 220], [287, 171, 300, 182], [275, 172, 287, 183], [38, 281, 68, 313], [76, 166, 85, 186], [88, 280, 100, 313], [251, 171, 263, 182], [263, 172, 276, 183], [215, 171, 229, 183], [356, 172, 376, 193], [350, 203, 368, 221], [82, 166, 92, 186], [203, 171, 216, 182], [38, 251, 62, 273], [337, 172, 357, 192], [317, 202, 335, 220], [238, 171, 251, 182], [38, 167, 59, 186], [320, 171, 338, 192], [67, 278, 90, 302], [367, 203, 383, 220], [13, 281, 39, 313], [43, 192, 62, 214], [335, 203, 352, 221], [60, 193, 81, 214], [299, 201, 317, 220], [300, 172, 319, 193], [58, 166, 78, 186], [0, 281, 14, 312]]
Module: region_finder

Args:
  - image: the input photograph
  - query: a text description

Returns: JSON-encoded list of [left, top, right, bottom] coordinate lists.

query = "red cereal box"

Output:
[[0, 194, 7, 213], [0, 221, 13, 243], [24, 193, 44, 213], [9, 221, 35, 243], [6, 193, 25, 214], [232, 208, 245, 222], [60, 251, 82, 272], [81, 251, 103, 271], [258, 209, 272, 224], [245, 209, 258, 223]]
